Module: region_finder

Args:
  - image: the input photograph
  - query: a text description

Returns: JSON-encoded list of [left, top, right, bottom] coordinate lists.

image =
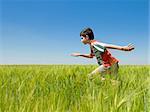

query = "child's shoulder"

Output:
[[91, 40, 101, 45], [91, 39, 106, 47]]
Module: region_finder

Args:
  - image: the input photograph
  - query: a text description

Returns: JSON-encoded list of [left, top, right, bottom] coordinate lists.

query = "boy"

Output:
[[71, 27, 134, 79]]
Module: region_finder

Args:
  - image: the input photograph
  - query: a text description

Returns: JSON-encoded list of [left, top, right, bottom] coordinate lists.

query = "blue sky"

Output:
[[0, 0, 149, 64]]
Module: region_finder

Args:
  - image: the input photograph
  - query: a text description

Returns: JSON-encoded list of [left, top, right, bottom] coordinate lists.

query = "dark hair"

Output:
[[80, 27, 94, 40]]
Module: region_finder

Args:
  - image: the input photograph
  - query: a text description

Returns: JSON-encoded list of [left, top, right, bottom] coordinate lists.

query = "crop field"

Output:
[[0, 65, 150, 112]]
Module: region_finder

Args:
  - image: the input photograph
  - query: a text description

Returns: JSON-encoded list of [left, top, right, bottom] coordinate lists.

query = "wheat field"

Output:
[[0, 65, 149, 112]]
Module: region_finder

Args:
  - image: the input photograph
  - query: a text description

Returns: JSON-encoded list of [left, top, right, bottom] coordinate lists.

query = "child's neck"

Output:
[[87, 40, 93, 45]]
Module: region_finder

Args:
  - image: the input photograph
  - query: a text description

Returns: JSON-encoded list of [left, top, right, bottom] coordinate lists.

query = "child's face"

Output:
[[80, 36, 89, 44]]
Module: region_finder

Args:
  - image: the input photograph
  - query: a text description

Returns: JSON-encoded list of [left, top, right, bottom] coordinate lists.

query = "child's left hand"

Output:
[[122, 43, 135, 51]]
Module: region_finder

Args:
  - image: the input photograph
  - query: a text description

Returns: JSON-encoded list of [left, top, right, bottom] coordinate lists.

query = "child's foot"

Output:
[[101, 77, 106, 81]]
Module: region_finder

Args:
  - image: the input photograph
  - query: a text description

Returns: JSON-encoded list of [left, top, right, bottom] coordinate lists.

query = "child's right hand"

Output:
[[71, 53, 81, 57]]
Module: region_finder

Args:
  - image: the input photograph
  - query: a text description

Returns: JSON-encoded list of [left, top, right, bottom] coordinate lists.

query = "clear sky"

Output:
[[0, 0, 149, 64]]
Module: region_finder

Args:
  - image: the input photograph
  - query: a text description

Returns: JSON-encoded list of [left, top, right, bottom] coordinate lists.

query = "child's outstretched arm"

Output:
[[71, 53, 94, 58], [71, 45, 94, 58], [104, 43, 135, 51]]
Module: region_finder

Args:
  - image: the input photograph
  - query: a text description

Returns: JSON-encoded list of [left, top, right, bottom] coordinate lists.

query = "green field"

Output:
[[0, 65, 150, 112]]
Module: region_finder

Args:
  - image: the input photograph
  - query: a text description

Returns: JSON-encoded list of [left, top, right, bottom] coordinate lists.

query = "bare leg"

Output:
[[88, 65, 110, 80]]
